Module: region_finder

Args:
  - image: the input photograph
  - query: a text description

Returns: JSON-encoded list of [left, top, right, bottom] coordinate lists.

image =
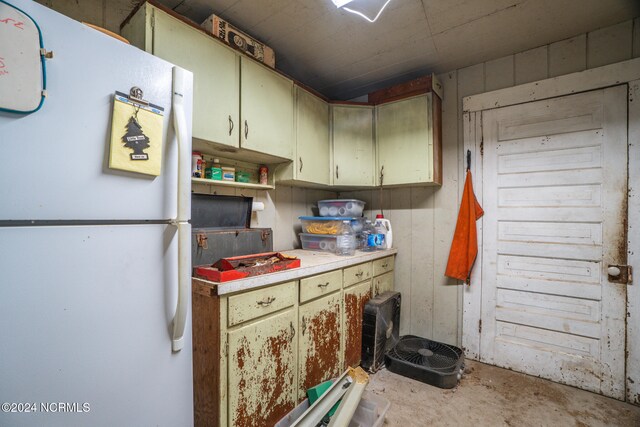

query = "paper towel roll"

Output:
[[251, 201, 265, 212]]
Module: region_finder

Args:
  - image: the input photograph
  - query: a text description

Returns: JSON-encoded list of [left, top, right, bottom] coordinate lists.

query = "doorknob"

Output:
[[607, 264, 632, 284], [607, 266, 621, 277]]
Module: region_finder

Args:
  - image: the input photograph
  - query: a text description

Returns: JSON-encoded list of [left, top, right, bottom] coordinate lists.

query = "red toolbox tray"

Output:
[[194, 252, 300, 282]]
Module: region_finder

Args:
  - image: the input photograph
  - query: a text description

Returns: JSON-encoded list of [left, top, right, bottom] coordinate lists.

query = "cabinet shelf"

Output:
[[191, 177, 274, 190]]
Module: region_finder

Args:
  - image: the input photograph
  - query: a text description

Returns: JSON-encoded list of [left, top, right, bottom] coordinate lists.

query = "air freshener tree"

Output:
[[122, 116, 150, 160]]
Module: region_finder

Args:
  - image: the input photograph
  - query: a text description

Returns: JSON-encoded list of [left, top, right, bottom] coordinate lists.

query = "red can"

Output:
[[259, 165, 268, 185]]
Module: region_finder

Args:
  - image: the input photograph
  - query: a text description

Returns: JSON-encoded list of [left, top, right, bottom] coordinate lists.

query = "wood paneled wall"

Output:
[[342, 17, 640, 346]]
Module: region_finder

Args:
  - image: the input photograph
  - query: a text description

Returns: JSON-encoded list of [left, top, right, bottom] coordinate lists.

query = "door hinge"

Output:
[[478, 319, 482, 334], [479, 140, 484, 156], [224, 341, 229, 358]]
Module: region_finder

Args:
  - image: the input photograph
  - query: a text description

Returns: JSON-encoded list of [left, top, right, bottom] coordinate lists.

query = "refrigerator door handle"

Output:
[[171, 66, 191, 352]]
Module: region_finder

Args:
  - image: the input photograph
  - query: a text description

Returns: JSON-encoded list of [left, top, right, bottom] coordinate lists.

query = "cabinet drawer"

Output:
[[228, 281, 296, 327], [372, 271, 394, 297], [343, 262, 372, 288], [373, 256, 395, 276], [300, 270, 342, 303]]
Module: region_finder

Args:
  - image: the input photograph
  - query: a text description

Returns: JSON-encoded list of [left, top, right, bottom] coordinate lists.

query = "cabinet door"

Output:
[[373, 271, 394, 297], [295, 87, 330, 184], [298, 292, 342, 399], [332, 105, 375, 186], [152, 7, 240, 148], [241, 58, 294, 160], [228, 309, 297, 427], [376, 94, 433, 186], [344, 280, 371, 369]]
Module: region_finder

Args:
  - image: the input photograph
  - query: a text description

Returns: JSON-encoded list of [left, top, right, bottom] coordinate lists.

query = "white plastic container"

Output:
[[191, 151, 203, 178], [299, 233, 338, 252], [221, 166, 235, 181], [374, 215, 393, 249], [318, 199, 365, 217]]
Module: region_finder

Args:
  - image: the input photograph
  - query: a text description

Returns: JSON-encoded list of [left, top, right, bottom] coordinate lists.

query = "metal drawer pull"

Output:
[[257, 296, 276, 306], [318, 282, 330, 288], [228, 115, 234, 136], [289, 322, 296, 342], [381, 263, 389, 268], [244, 120, 249, 139], [355, 271, 364, 278], [300, 157, 303, 173]]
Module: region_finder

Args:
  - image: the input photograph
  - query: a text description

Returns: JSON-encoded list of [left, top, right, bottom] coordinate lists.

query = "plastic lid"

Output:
[[192, 151, 202, 156], [213, 158, 220, 163], [299, 216, 356, 220], [376, 214, 384, 218]]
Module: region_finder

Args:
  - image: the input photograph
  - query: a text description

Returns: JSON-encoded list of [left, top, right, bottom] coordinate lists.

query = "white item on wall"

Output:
[[252, 201, 265, 212]]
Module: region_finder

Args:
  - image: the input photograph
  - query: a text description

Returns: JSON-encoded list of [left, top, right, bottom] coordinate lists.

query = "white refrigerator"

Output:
[[0, 1, 195, 426]]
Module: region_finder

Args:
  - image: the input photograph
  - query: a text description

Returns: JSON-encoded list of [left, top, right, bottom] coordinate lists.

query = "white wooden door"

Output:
[[480, 86, 628, 399]]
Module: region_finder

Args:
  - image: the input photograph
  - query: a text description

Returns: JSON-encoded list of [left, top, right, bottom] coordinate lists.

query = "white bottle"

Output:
[[374, 214, 393, 249], [336, 220, 356, 256]]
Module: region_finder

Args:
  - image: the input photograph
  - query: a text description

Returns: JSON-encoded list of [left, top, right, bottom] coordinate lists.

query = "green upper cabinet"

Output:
[[375, 93, 442, 186], [121, 3, 240, 149], [276, 86, 330, 185], [240, 57, 294, 160], [331, 104, 375, 187]]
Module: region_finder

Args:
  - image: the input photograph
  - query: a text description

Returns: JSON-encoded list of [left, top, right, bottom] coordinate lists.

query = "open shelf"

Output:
[[191, 177, 274, 190]]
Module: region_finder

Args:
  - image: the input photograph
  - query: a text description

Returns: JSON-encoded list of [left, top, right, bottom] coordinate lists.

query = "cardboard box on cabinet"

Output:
[[201, 14, 276, 68]]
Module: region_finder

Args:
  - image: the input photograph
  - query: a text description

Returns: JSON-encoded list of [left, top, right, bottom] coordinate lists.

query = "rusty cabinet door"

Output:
[[298, 291, 342, 399], [372, 271, 394, 297], [343, 280, 372, 369], [227, 308, 297, 427]]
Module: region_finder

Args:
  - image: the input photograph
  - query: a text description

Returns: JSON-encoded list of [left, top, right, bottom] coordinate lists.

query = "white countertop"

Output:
[[195, 248, 398, 295]]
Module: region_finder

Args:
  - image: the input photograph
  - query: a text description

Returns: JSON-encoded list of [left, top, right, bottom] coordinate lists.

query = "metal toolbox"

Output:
[[191, 194, 273, 269]]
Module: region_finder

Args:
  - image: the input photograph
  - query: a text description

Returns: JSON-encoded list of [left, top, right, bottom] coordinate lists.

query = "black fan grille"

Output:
[[387, 337, 461, 372]]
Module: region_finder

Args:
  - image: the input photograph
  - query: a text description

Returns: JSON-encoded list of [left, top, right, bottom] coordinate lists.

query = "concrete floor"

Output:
[[366, 360, 640, 426]]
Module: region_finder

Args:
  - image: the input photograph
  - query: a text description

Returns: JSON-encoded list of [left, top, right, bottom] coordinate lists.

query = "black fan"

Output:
[[361, 291, 401, 372], [385, 335, 465, 389]]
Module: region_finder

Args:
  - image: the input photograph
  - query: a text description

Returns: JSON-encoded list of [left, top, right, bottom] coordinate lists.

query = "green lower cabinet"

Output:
[[343, 280, 372, 369], [227, 308, 297, 427], [298, 291, 343, 400], [373, 271, 395, 297]]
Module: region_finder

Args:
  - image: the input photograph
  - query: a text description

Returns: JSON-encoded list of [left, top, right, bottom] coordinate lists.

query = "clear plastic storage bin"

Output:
[[299, 233, 338, 252], [299, 216, 364, 235], [300, 216, 349, 235], [318, 199, 365, 217]]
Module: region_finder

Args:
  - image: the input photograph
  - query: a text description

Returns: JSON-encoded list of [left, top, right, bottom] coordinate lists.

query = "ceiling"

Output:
[[158, 0, 639, 100]]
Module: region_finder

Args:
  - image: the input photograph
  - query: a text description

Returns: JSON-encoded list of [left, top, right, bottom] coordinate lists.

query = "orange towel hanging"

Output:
[[445, 150, 483, 284]]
